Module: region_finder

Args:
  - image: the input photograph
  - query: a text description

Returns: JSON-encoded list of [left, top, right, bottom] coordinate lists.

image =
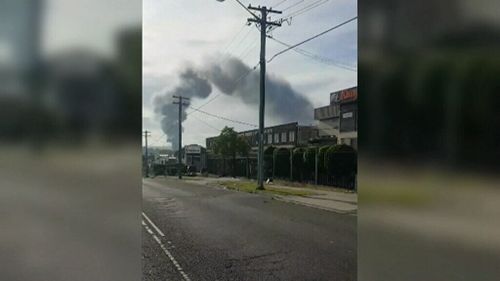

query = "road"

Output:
[[142, 177, 356, 281]]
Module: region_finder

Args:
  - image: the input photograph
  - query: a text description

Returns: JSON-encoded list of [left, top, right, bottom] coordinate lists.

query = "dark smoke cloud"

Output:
[[153, 69, 212, 149], [153, 55, 314, 149], [203, 56, 314, 123]]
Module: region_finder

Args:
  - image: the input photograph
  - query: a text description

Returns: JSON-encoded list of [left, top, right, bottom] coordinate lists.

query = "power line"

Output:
[[228, 27, 253, 57], [238, 37, 259, 59], [230, 27, 253, 53], [273, 0, 290, 8], [270, 0, 324, 32], [286, 0, 329, 18], [267, 16, 357, 63], [282, 0, 304, 12], [231, 0, 259, 19], [188, 106, 257, 128], [267, 35, 356, 71], [221, 23, 248, 56], [190, 114, 222, 132]]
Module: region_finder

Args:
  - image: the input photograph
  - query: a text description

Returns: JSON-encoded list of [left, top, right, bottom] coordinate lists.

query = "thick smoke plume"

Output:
[[153, 55, 314, 149]]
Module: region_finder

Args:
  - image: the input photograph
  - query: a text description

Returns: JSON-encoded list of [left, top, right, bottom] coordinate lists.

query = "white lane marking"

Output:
[[142, 220, 191, 281], [142, 221, 154, 235], [142, 212, 165, 237]]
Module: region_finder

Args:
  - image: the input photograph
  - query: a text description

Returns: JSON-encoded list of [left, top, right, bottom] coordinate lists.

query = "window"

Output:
[[340, 103, 357, 132], [274, 133, 279, 143], [281, 132, 287, 143], [289, 131, 295, 142], [268, 133, 272, 144]]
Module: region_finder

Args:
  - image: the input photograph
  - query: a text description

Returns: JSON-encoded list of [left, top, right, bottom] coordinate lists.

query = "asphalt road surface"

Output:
[[142, 178, 356, 281]]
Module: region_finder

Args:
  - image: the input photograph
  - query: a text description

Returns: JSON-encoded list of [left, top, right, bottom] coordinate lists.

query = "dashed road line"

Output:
[[142, 212, 165, 237], [142, 219, 191, 281]]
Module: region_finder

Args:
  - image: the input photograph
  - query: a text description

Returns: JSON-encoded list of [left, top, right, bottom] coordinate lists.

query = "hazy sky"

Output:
[[143, 0, 357, 148], [43, 0, 141, 57]]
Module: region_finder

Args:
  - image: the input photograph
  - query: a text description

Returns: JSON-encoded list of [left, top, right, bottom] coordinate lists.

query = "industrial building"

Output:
[[314, 87, 357, 149], [206, 122, 318, 152], [205, 122, 317, 178]]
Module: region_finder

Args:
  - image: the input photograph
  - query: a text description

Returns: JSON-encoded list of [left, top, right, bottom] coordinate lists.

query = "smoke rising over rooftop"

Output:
[[153, 55, 314, 149]]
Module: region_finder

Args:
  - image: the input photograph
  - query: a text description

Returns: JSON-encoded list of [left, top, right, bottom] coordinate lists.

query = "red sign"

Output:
[[330, 87, 357, 104], [339, 88, 357, 102]]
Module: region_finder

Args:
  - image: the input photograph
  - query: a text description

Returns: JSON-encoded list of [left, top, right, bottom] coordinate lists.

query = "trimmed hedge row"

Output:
[[207, 144, 357, 189], [264, 144, 357, 189]]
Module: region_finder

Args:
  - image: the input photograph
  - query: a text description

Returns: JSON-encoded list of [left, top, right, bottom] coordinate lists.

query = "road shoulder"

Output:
[[155, 176, 358, 214]]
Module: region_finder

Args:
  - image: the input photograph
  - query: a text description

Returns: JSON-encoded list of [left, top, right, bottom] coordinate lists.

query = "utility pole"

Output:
[[143, 130, 151, 177], [173, 95, 190, 179], [247, 5, 282, 190]]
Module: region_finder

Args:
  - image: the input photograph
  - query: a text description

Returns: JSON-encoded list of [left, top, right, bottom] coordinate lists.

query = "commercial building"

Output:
[[205, 122, 317, 178], [206, 122, 318, 152], [314, 87, 357, 149], [182, 144, 207, 172]]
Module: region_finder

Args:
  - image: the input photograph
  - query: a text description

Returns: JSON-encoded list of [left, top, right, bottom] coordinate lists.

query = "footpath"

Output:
[[179, 176, 357, 214]]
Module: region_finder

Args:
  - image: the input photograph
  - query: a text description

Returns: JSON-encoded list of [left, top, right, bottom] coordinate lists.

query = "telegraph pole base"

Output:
[[256, 185, 265, 191]]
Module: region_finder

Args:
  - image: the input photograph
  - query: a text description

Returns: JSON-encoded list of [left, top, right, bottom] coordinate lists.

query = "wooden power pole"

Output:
[[143, 130, 151, 177], [173, 96, 190, 179], [247, 5, 282, 190]]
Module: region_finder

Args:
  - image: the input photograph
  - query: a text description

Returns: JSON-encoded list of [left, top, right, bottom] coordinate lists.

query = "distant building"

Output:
[[206, 122, 318, 153], [182, 144, 207, 172], [153, 154, 176, 165], [314, 87, 357, 149]]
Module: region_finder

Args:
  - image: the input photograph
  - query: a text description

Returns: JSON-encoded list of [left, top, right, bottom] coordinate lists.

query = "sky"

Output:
[[43, 0, 141, 57], [143, 0, 357, 148]]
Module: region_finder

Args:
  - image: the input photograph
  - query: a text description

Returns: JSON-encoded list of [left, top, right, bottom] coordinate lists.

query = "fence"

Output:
[[206, 145, 357, 190]]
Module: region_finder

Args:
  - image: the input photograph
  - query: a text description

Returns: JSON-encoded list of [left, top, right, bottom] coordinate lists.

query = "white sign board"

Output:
[[185, 145, 201, 154], [342, 112, 353, 118]]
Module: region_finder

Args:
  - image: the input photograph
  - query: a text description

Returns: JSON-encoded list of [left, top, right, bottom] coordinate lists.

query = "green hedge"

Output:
[[273, 148, 290, 178], [325, 144, 357, 176], [292, 148, 305, 181]]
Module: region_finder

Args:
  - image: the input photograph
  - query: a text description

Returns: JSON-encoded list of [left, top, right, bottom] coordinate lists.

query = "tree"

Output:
[[213, 126, 250, 177]]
